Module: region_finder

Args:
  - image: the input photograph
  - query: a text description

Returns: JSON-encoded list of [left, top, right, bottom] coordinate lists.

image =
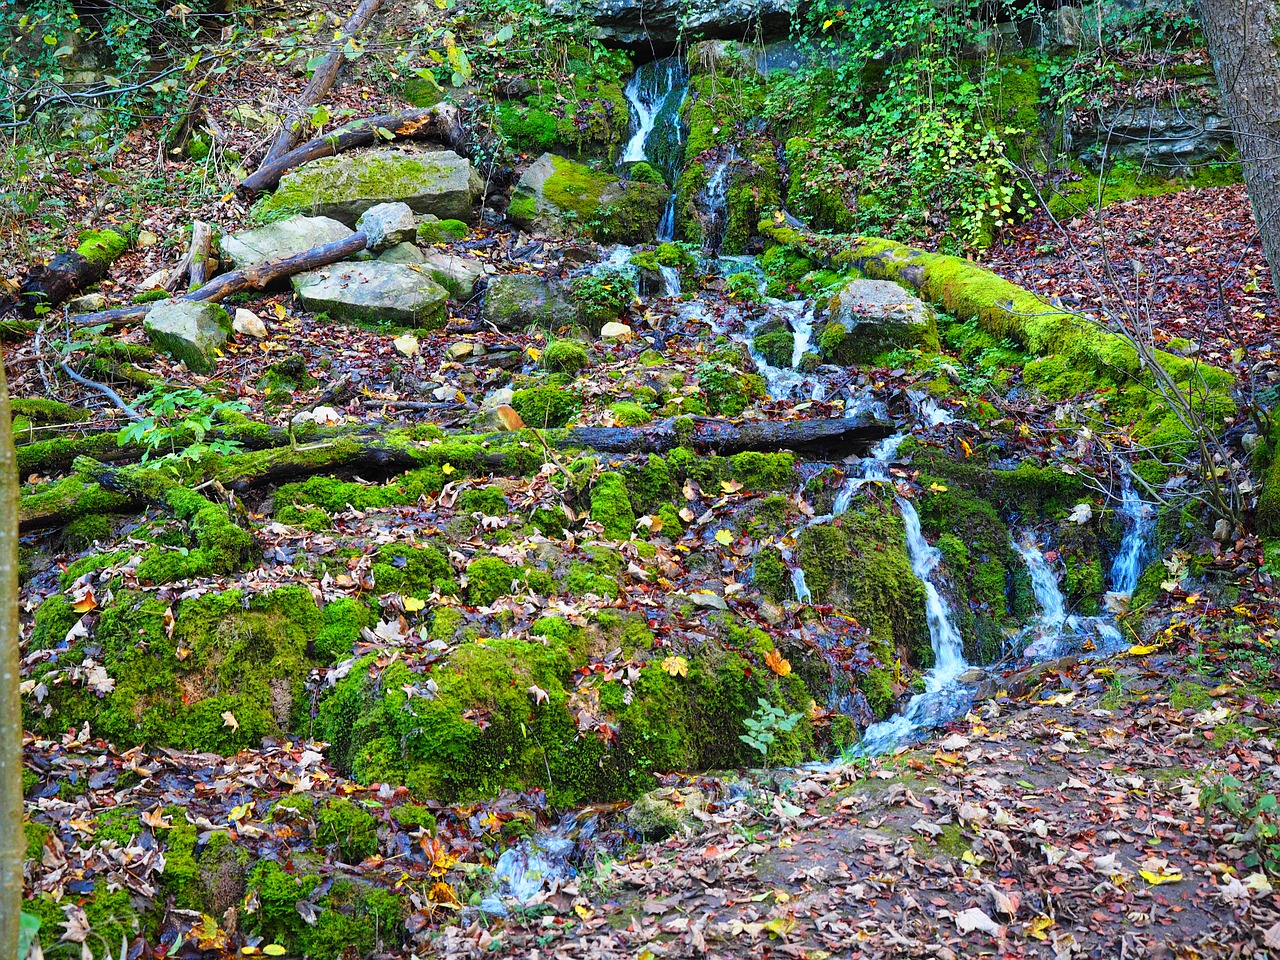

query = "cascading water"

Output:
[[1110, 473, 1155, 595], [482, 808, 601, 914], [1013, 535, 1067, 631], [1011, 535, 1126, 660], [698, 150, 737, 254]]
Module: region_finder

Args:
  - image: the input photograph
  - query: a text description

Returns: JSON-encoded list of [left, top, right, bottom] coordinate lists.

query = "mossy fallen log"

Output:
[[14, 228, 131, 318], [760, 217, 1235, 459]]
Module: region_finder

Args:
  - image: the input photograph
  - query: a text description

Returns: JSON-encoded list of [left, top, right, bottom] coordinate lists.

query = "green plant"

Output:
[[117, 387, 249, 466], [739, 698, 802, 767], [1199, 774, 1280, 876]]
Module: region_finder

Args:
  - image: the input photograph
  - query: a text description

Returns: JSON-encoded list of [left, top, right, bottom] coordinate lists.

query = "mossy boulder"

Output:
[[481, 274, 576, 330], [822, 278, 939, 364], [143, 301, 232, 375], [258, 148, 482, 226], [220, 215, 354, 271], [543, 340, 590, 373], [509, 152, 668, 244], [590, 471, 635, 539]]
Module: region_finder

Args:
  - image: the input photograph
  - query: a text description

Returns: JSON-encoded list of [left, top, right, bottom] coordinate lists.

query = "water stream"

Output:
[[1110, 473, 1155, 595]]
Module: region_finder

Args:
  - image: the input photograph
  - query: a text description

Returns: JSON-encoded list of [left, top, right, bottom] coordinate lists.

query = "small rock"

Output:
[[137, 269, 170, 292], [432, 385, 462, 402], [447, 341, 475, 359], [220, 215, 354, 271], [233, 308, 268, 339], [473, 404, 524, 432], [357, 202, 418, 252], [136, 229, 159, 248], [293, 405, 343, 426], [143, 300, 231, 374], [626, 787, 707, 841], [481, 387, 515, 409], [421, 251, 486, 298], [67, 293, 106, 312], [686, 591, 727, 610], [600, 321, 633, 343], [957, 667, 985, 684], [292, 262, 449, 329]]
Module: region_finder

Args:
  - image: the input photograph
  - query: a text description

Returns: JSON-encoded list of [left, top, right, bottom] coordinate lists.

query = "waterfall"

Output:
[[1110, 473, 1154, 594], [698, 149, 737, 253], [831, 436, 974, 756], [1013, 536, 1066, 630]]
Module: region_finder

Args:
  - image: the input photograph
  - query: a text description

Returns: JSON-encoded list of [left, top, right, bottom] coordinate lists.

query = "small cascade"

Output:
[[1110, 473, 1154, 595], [1013, 536, 1066, 631], [621, 57, 687, 171], [483, 808, 601, 912], [698, 150, 737, 254]]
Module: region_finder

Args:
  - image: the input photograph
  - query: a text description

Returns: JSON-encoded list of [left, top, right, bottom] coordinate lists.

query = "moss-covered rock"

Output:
[[543, 340, 590, 374], [590, 472, 635, 540], [509, 153, 668, 244]]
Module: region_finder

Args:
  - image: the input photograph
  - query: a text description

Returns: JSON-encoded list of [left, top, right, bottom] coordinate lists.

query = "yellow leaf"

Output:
[[441, 463, 455, 475], [928, 482, 948, 493], [525, 346, 542, 361], [71, 590, 97, 613], [229, 803, 251, 822], [574, 903, 594, 920], [263, 947, 287, 957], [720, 479, 743, 493], [662, 655, 688, 678], [1139, 868, 1183, 886], [221, 710, 240, 731], [1027, 916, 1055, 940], [822, 18, 834, 28], [273, 302, 286, 320], [1040, 692, 1075, 706], [764, 916, 796, 938], [715, 529, 733, 546], [1128, 644, 1160, 656], [403, 596, 426, 612]]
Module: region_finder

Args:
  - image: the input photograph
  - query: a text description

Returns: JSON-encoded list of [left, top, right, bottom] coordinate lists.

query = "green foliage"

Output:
[[570, 269, 633, 334], [696, 361, 765, 417], [1200, 774, 1280, 876], [317, 798, 379, 863], [739, 697, 803, 766], [117, 387, 249, 466]]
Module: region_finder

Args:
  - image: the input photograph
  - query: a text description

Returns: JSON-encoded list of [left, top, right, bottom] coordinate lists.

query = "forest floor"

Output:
[[10, 53, 1280, 958]]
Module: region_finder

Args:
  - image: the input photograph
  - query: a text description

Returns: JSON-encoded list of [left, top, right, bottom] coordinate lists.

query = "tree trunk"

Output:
[[0, 356, 23, 957], [257, 0, 387, 170], [1199, 0, 1280, 296]]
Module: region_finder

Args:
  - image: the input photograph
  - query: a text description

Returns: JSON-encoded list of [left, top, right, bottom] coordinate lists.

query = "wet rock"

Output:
[[233, 308, 268, 339], [143, 300, 231, 374], [509, 152, 667, 244], [626, 786, 707, 840], [548, 0, 795, 45], [822, 278, 937, 364], [292, 262, 449, 329], [473, 404, 525, 432], [219, 215, 355, 270], [357, 202, 417, 252], [480, 274, 575, 329], [957, 667, 986, 684], [421, 252, 486, 298], [260, 148, 482, 226], [1004, 656, 1079, 699]]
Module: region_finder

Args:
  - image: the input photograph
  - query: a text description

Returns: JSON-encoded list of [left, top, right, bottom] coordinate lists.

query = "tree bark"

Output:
[[17, 253, 109, 319], [236, 105, 465, 199], [1199, 0, 1280, 296], [0, 356, 22, 957], [257, 0, 387, 170], [70, 232, 369, 327]]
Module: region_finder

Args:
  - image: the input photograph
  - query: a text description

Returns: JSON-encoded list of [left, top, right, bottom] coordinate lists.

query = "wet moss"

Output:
[[511, 384, 581, 428], [373, 542, 456, 597], [752, 546, 790, 602], [543, 340, 590, 374], [317, 798, 379, 863], [590, 472, 635, 540], [609, 400, 652, 425]]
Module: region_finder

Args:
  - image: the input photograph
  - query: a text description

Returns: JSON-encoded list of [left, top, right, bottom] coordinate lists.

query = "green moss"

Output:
[[93, 806, 141, 845], [543, 340, 590, 374], [564, 562, 618, 598], [752, 546, 790, 602], [317, 798, 379, 863], [390, 803, 437, 833], [696, 361, 765, 417], [729, 452, 795, 490], [459, 485, 508, 516], [315, 598, 372, 663], [609, 401, 652, 425], [76, 228, 128, 264], [590, 472, 635, 540], [511, 385, 581, 428], [465, 556, 521, 606], [753, 326, 794, 367], [25, 820, 51, 861], [418, 218, 469, 243], [373, 542, 456, 597]]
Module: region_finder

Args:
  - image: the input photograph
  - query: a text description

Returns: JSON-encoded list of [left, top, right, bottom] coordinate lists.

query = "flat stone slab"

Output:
[[219, 215, 354, 270], [420, 252, 486, 299], [262, 148, 482, 227], [292, 262, 449, 329]]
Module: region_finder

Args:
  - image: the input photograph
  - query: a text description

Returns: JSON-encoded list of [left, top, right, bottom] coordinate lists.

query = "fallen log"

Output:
[[257, 0, 387, 170], [165, 220, 214, 292], [70, 231, 369, 327], [13, 228, 130, 319], [20, 415, 895, 531], [236, 104, 465, 199]]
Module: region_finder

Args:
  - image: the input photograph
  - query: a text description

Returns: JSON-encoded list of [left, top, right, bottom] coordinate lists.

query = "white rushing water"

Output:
[[1014, 535, 1067, 631], [482, 809, 599, 912], [1012, 534, 1127, 660], [1110, 473, 1155, 595], [622, 59, 683, 164]]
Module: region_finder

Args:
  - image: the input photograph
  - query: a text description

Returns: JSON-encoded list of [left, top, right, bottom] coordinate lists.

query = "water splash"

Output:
[[482, 809, 601, 912], [1012, 534, 1130, 660], [622, 58, 686, 169], [1013, 535, 1066, 630]]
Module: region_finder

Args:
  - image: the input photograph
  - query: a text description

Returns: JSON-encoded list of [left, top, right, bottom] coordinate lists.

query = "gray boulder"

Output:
[[421, 252, 487, 299], [357, 202, 418, 252], [293, 262, 450, 329], [144, 301, 232, 374], [219, 215, 354, 270], [262, 148, 482, 226], [378, 242, 426, 264], [821, 279, 937, 364], [480, 274, 576, 329], [548, 0, 795, 44]]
